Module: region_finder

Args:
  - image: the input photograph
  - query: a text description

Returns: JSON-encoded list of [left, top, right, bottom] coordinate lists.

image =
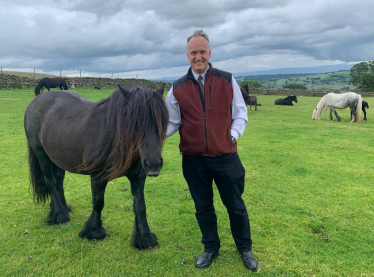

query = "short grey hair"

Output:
[[187, 30, 209, 44]]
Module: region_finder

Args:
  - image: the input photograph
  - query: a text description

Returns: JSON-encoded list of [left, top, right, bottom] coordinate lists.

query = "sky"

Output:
[[1, 0, 374, 80]]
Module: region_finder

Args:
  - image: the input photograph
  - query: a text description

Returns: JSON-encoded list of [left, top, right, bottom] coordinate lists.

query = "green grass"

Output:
[[0, 88, 373, 276]]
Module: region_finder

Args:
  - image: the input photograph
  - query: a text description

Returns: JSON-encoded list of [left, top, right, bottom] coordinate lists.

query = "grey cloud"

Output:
[[1, 0, 374, 78]]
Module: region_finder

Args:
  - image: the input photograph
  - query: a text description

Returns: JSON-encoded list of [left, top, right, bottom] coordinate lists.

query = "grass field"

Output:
[[0, 88, 373, 276]]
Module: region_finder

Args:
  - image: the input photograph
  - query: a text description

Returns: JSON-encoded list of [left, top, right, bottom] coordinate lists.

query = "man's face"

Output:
[[186, 36, 211, 74]]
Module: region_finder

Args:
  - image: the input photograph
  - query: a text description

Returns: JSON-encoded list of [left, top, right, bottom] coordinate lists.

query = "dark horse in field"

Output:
[[240, 84, 258, 111], [275, 95, 298, 106], [362, 100, 369, 121], [24, 84, 168, 249], [34, 77, 68, 96]]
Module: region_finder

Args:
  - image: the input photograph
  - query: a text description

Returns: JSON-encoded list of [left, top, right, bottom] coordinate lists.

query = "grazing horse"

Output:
[[34, 77, 69, 96], [24, 84, 168, 249], [275, 95, 298, 106], [362, 101, 369, 121], [312, 92, 362, 122], [240, 84, 258, 111]]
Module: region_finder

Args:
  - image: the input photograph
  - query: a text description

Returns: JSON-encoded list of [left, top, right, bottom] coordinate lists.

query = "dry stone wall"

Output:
[[0, 74, 172, 91], [1, 73, 373, 96]]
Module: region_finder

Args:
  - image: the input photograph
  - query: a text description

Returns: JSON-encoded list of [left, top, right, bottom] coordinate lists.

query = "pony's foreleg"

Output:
[[79, 177, 108, 240], [129, 173, 158, 249], [329, 108, 333, 120], [330, 107, 341, 121]]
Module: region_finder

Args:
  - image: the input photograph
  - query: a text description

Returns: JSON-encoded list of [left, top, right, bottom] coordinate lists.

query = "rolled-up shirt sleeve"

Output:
[[230, 76, 248, 139], [165, 86, 181, 137]]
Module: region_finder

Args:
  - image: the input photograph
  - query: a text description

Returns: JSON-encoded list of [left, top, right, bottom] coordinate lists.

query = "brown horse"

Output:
[[24, 84, 168, 249]]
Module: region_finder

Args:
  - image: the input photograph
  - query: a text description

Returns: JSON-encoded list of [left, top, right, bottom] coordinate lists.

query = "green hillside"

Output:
[[1, 71, 56, 78], [235, 70, 356, 92]]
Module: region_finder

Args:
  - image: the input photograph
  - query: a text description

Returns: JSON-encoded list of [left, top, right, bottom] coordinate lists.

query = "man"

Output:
[[165, 30, 258, 272]]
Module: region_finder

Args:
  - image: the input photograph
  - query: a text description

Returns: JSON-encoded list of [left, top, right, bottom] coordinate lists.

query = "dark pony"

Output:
[[362, 100, 369, 121], [240, 84, 258, 111], [34, 77, 68, 96], [275, 95, 298, 106], [24, 84, 168, 249]]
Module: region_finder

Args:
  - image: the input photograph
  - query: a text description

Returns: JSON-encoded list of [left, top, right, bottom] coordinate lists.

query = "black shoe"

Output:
[[195, 251, 220, 268], [240, 251, 258, 272]]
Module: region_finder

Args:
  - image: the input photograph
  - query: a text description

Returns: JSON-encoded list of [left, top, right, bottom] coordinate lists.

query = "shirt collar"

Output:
[[191, 67, 208, 82]]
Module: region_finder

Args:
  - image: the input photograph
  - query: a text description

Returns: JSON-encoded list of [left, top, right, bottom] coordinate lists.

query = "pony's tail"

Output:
[[354, 95, 362, 122], [27, 142, 49, 204]]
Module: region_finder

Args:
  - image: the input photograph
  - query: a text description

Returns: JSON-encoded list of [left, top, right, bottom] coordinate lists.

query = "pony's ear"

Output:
[[118, 84, 130, 98], [155, 83, 165, 96]]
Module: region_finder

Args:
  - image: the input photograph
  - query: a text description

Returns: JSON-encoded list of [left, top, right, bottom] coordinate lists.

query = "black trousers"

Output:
[[182, 153, 252, 253]]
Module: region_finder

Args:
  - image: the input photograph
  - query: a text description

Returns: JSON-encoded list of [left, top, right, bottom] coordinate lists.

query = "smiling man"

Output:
[[165, 30, 258, 271]]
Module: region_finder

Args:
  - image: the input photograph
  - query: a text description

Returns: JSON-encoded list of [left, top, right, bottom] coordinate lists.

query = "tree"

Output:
[[239, 80, 262, 88], [350, 61, 374, 91]]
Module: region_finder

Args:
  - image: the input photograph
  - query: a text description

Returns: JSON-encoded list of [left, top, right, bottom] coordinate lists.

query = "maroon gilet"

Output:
[[173, 64, 237, 157]]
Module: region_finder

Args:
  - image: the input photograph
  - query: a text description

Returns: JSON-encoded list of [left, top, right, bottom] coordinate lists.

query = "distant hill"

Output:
[[150, 64, 354, 83], [235, 69, 356, 92], [233, 64, 353, 77], [1, 71, 56, 78]]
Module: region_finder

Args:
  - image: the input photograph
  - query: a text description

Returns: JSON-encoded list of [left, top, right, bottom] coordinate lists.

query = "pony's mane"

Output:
[[312, 93, 329, 119], [240, 85, 249, 102], [285, 95, 296, 100], [80, 85, 169, 180]]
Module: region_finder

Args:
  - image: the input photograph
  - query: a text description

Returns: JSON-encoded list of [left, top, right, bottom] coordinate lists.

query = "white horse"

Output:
[[312, 92, 362, 122]]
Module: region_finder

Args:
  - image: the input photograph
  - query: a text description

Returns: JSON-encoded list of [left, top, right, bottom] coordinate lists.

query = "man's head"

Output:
[[187, 30, 211, 74]]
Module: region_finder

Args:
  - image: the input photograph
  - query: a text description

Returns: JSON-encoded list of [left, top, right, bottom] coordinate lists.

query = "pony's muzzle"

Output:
[[143, 157, 163, 177]]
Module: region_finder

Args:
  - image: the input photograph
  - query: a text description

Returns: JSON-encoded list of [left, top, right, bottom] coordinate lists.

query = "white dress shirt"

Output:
[[165, 68, 248, 140]]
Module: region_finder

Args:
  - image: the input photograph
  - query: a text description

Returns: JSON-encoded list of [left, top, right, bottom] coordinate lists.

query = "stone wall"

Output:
[[0, 74, 172, 91], [1, 73, 374, 96]]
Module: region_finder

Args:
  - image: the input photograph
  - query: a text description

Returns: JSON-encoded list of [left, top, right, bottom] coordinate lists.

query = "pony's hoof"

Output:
[[79, 226, 107, 240], [132, 232, 158, 249], [47, 212, 70, 225], [60, 221, 70, 226]]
